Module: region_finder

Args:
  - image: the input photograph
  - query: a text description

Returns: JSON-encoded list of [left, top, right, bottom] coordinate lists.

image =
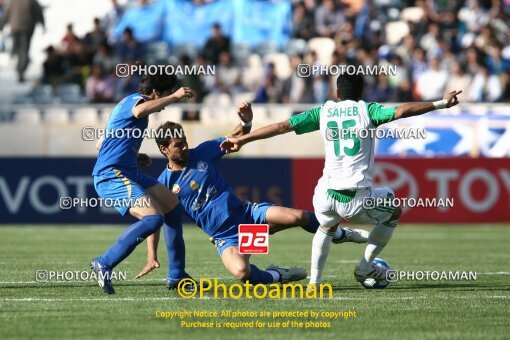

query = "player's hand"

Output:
[[137, 153, 152, 168], [135, 258, 160, 279], [237, 101, 253, 123], [443, 90, 462, 108], [172, 87, 194, 101], [220, 137, 244, 153]]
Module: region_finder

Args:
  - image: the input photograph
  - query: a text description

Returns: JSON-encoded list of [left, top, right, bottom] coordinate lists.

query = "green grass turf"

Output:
[[0, 225, 509, 339]]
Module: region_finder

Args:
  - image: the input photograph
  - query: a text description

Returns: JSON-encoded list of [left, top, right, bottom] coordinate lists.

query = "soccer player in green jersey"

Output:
[[220, 73, 461, 287]]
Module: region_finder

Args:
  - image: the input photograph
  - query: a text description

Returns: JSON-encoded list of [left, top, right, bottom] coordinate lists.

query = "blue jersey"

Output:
[[157, 138, 244, 236], [92, 93, 148, 175]]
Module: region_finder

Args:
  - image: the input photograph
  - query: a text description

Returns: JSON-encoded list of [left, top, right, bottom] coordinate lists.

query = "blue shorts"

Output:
[[212, 202, 275, 256], [93, 167, 159, 216]]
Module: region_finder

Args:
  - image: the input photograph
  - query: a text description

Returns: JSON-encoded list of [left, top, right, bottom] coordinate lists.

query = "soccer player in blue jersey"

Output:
[[90, 74, 195, 294], [135, 102, 368, 285]]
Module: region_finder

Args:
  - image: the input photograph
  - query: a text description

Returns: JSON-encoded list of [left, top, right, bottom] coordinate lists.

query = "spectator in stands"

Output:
[[25, 0, 510, 105], [365, 74, 394, 102], [215, 51, 243, 95], [114, 58, 141, 101], [254, 62, 282, 103], [410, 47, 428, 85], [180, 54, 203, 121], [203, 23, 230, 65], [463, 47, 481, 76], [469, 64, 502, 102], [61, 23, 78, 54], [84, 18, 107, 52], [42, 46, 63, 87], [396, 36, 416, 65], [0, 0, 45, 82], [416, 56, 448, 100], [282, 54, 307, 104], [62, 39, 94, 88], [116, 27, 144, 63], [292, 1, 315, 40], [392, 79, 413, 102], [388, 55, 408, 90], [486, 45, 507, 75], [86, 65, 114, 103], [445, 62, 472, 102], [420, 22, 440, 57], [458, 0, 490, 46], [104, 0, 124, 44], [93, 41, 117, 73], [308, 51, 328, 103], [180, 55, 204, 102], [499, 71, 510, 102], [315, 0, 345, 38], [195, 53, 215, 96]]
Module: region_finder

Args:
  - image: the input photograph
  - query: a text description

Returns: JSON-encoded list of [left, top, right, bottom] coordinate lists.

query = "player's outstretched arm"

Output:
[[96, 137, 103, 151], [221, 119, 293, 153], [393, 90, 462, 120], [132, 87, 193, 118], [228, 102, 253, 138]]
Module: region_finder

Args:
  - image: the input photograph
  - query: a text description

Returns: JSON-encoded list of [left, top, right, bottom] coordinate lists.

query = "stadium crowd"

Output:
[[6, 0, 510, 110]]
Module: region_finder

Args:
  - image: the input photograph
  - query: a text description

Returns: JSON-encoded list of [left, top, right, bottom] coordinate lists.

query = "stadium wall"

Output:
[[1, 104, 509, 158], [0, 158, 509, 224]]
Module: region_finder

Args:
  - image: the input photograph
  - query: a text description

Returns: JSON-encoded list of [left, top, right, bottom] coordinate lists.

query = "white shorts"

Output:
[[313, 181, 396, 227]]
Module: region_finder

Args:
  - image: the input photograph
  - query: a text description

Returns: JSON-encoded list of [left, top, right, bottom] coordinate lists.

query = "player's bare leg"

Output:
[[135, 183, 196, 287], [265, 206, 309, 234], [265, 206, 368, 243], [221, 247, 252, 281], [220, 246, 306, 284], [134, 183, 180, 279]]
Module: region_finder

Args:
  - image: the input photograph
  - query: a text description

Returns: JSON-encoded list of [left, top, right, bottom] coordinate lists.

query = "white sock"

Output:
[[358, 223, 396, 272], [309, 226, 335, 284]]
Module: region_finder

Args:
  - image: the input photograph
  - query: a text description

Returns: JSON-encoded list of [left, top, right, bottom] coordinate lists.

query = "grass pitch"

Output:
[[0, 225, 509, 339]]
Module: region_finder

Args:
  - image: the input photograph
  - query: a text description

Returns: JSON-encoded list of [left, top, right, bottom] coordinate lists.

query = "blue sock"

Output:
[[100, 214, 164, 269], [164, 204, 187, 280], [247, 264, 276, 284], [301, 211, 320, 234]]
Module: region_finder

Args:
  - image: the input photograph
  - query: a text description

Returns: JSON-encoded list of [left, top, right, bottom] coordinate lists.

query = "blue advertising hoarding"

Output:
[[0, 158, 291, 224]]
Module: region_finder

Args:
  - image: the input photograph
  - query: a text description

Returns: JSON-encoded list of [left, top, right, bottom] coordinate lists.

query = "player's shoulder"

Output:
[[157, 165, 172, 184], [122, 93, 147, 105], [195, 137, 227, 151]]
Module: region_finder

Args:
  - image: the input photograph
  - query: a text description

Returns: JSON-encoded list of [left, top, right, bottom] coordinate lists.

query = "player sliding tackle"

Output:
[[220, 74, 462, 287], [135, 102, 369, 286], [91, 74, 197, 294]]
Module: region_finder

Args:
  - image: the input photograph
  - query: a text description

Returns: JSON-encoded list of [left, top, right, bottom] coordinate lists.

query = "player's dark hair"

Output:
[[336, 73, 364, 100], [156, 121, 184, 153], [138, 73, 178, 95]]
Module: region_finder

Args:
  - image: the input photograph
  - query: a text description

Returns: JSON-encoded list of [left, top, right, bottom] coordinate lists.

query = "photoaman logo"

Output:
[[238, 224, 269, 254]]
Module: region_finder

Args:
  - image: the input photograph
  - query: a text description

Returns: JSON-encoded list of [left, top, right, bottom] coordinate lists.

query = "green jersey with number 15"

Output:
[[288, 100, 396, 190]]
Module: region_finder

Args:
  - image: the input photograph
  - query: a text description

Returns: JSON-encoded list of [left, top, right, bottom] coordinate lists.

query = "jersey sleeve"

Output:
[[366, 102, 396, 127], [119, 94, 146, 119], [157, 170, 170, 188], [288, 106, 321, 135], [195, 137, 227, 162]]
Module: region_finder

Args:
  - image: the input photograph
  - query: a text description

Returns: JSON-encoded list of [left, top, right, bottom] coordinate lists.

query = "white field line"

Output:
[[2, 272, 509, 285], [0, 296, 509, 302]]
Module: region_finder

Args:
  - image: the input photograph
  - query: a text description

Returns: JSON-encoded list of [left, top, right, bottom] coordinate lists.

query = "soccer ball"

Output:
[[361, 258, 391, 289]]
